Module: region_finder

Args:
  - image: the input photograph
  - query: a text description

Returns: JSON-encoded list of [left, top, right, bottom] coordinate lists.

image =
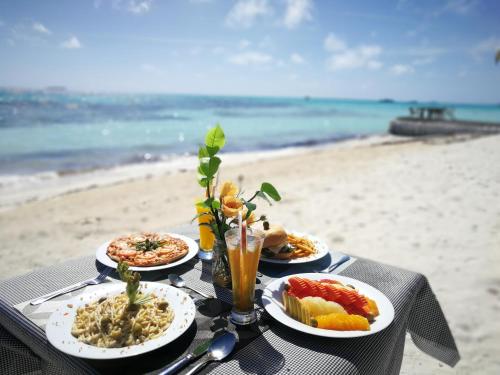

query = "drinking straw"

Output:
[[238, 210, 247, 252]]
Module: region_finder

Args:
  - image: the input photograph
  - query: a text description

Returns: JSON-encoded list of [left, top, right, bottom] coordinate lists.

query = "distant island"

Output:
[[379, 98, 395, 103], [43, 86, 68, 93]]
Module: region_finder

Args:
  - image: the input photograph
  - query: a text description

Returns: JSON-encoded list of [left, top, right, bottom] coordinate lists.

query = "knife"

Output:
[[158, 339, 211, 375]]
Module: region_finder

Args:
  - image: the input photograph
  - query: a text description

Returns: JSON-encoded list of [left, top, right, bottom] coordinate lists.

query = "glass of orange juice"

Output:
[[225, 227, 265, 325], [196, 199, 215, 261]]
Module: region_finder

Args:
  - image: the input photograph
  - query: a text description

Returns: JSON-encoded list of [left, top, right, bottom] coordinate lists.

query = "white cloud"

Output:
[[112, 0, 153, 14], [326, 43, 383, 71], [324, 33, 346, 52], [283, 0, 312, 29], [225, 0, 272, 28], [127, 0, 153, 14], [290, 52, 305, 64], [390, 64, 415, 75], [433, 0, 477, 17], [141, 63, 162, 74], [442, 0, 477, 15], [60, 36, 82, 49], [367, 60, 383, 69], [239, 39, 251, 49], [228, 51, 273, 65], [212, 46, 225, 55], [412, 56, 434, 65], [189, 46, 202, 56], [32, 22, 51, 35]]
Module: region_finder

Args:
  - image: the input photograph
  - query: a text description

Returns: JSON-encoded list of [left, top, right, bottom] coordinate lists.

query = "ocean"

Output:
[[1, 90, 499, 178]]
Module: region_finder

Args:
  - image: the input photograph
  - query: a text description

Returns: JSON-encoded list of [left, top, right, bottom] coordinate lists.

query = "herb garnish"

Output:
[[117, 261, 153, 306], [134, 238, 163, 252]]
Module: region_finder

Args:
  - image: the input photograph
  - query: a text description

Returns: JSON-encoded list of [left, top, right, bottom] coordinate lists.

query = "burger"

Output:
[[261, 222, 292, 259]]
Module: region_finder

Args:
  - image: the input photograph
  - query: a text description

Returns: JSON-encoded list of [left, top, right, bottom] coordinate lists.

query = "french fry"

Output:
[[287, 234, 316, 258]]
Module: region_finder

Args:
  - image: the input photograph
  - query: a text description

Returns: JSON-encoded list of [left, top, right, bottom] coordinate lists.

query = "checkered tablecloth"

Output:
[[0, 240, 459, 375]]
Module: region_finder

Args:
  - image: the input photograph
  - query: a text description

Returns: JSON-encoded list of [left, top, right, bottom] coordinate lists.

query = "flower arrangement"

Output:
[[195, 124, 281, 287], [195, 124, 281, 242]]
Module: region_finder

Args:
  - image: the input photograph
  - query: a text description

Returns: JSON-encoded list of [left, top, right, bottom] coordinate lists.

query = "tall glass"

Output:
[[196, 199, 215, 261], [225, 227, 264, 325]]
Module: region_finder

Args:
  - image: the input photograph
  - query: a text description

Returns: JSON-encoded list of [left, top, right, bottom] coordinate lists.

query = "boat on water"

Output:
[[389, 107, 500, 136]]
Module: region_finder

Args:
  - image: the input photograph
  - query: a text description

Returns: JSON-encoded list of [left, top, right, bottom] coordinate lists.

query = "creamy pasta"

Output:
[[71, 293, 174, 348]]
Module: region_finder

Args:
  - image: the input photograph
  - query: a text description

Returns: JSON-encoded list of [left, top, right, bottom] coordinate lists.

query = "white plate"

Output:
[[259, 231, 329, 264], [262, 273, 394, 338], [46, 282, 196, 359], [96, 233, 198, 271]]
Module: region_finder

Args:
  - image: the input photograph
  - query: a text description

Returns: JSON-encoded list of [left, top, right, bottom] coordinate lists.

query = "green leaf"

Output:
[[206, 146, 219, 156], [260, 182, 281, 201], [208, 156, 221, 177], [244, 201, 257, 211], [198, 146, 209, 159], [211, 222, 221, 239], [198, 177, 209, 188], [211, 199, 221, 210], [256, 191, 272, 205], [200, 159, 210, 176], [205, 124, 225, 149]]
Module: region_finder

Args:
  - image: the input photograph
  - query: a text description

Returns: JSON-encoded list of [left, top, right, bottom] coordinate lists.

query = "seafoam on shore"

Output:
[[0, 134, 393, 211]]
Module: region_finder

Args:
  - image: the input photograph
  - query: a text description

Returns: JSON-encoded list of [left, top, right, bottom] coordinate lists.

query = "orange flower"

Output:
[[222, 196, 247, 218], [219, 181, 238, 201]]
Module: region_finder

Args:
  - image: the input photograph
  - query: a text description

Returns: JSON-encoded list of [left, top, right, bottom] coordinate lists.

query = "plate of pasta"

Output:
[[45, 281, 196, 359], [261, 273, 394, 338]]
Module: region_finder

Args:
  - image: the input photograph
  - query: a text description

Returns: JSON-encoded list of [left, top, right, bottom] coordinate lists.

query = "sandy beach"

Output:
[[0, 134, 499, 374]]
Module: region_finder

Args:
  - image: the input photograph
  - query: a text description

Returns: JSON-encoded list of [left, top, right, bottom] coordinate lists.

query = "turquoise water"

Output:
[[0, 90, 499, 175]]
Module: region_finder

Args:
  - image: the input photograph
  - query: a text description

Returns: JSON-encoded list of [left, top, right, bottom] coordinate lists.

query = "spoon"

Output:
[[168, 274, 213, 299], [184, 332, 237, 375]]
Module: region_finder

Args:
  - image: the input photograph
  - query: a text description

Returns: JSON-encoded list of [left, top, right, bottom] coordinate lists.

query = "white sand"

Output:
[[0, 134, 499, 374]]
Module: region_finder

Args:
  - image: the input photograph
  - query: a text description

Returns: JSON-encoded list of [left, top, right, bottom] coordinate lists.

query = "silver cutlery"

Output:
[[30, 267, 113, 305], [168, 274, 213, 299], [316, 255, 351, 274], [158, 338, 212, 375], [184, 332, 236, 375]]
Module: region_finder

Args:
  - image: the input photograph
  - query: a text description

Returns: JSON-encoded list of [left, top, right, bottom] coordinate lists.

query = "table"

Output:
[[0, 229, 459, 375]]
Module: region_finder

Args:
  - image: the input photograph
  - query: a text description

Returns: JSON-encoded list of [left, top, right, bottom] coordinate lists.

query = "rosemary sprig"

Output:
[[117, 261, 153, 306], [134, 238, 164, 252]]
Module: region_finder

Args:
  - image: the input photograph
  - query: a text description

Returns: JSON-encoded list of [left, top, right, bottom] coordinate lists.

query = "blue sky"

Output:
[[0, 0, 499, 103]]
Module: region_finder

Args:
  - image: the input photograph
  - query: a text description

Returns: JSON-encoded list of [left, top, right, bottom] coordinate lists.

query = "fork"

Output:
[[315, 255, 351, 274], [30, 267, 113, 305]]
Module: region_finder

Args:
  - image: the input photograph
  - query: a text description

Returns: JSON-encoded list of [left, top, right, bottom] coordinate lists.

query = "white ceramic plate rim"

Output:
[[96, 233, 198, 271], [46, 282, 196, 359], [262, 273, 395, 338], [259, 231, 329, 264]]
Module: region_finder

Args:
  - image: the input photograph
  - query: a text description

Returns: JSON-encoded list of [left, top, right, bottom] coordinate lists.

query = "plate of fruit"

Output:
[[261, 273, 394, 337]]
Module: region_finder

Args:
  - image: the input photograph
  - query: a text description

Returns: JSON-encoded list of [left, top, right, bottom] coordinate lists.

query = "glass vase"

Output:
[[212, 239, 232, 288]]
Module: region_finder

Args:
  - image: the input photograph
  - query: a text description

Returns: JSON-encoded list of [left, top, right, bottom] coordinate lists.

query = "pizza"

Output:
[[107, 232, 189, 267]]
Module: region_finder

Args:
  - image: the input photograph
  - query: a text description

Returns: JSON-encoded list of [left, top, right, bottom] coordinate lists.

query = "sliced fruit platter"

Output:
[[262, 273, 395, 338]]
